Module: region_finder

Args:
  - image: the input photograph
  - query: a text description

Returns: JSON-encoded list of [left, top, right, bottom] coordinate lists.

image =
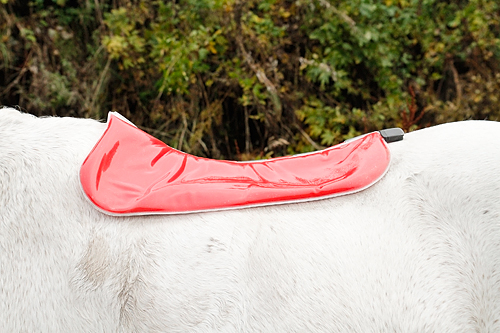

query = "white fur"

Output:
[[1, 107, 500, 332]]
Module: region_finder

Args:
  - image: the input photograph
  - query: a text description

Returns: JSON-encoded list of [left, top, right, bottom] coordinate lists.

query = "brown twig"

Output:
[[244, 105, 252, 154], [89, 56, 111, 116], [294, 124, 325, 150], [233, 0, 282, 121], [317, 0, 360, 36], [448, 59, 462, 106], [2, 49, 33, 96], [177, 112, 188, 151], [94, 0, 104, 28], [234, 139, 241, 156], [401, 85, 425, 132], [137, 125, 172, 140], [235, 37, 282, 120]]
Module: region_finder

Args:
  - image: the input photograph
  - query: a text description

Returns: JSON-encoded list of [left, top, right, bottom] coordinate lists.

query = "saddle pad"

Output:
[[80, 113, 391, 215]]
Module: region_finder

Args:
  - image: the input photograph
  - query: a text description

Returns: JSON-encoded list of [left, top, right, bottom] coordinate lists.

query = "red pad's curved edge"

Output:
[[80, 113, 391, 215]]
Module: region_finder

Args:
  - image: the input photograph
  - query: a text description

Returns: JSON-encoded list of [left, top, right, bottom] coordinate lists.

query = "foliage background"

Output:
[[1, 0, 499, 159]]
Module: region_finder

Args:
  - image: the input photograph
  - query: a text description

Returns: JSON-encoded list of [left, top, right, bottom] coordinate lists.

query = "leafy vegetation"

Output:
[[1, 0, 500, 159]]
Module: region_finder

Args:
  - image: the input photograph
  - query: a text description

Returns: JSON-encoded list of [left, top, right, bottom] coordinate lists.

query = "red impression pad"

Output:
[[80, 113, 391, 215]]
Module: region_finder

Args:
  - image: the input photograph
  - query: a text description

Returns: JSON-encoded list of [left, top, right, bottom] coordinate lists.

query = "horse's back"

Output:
[[1, 109, 500, 331]]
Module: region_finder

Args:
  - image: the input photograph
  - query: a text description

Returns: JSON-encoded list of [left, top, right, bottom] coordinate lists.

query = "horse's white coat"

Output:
[[1, 107, 500, 332]]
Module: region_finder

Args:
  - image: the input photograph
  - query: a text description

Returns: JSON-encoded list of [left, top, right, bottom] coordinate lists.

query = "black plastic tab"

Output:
[[379, 128, 404, 143]]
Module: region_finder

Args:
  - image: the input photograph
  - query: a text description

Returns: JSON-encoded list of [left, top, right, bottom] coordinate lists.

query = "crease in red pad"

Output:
[[80, 113, 391, 215]]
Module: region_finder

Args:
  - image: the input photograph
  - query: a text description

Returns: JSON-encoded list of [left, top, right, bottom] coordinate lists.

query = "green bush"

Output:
[[1, 0, 499, 158]]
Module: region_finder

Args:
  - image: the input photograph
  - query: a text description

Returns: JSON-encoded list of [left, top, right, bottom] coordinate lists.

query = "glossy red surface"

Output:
[[80, 113, 391, 215]]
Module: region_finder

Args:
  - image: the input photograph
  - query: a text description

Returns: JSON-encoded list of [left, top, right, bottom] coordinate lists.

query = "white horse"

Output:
[[1, 107, 500, 332]]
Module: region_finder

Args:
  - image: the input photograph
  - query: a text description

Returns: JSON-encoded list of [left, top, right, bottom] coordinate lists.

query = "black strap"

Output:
[[379, 128, 404, 143]]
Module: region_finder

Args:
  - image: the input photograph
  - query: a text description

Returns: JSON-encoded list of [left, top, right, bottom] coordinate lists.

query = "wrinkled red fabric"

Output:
[[80, 113, 391, 215]]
